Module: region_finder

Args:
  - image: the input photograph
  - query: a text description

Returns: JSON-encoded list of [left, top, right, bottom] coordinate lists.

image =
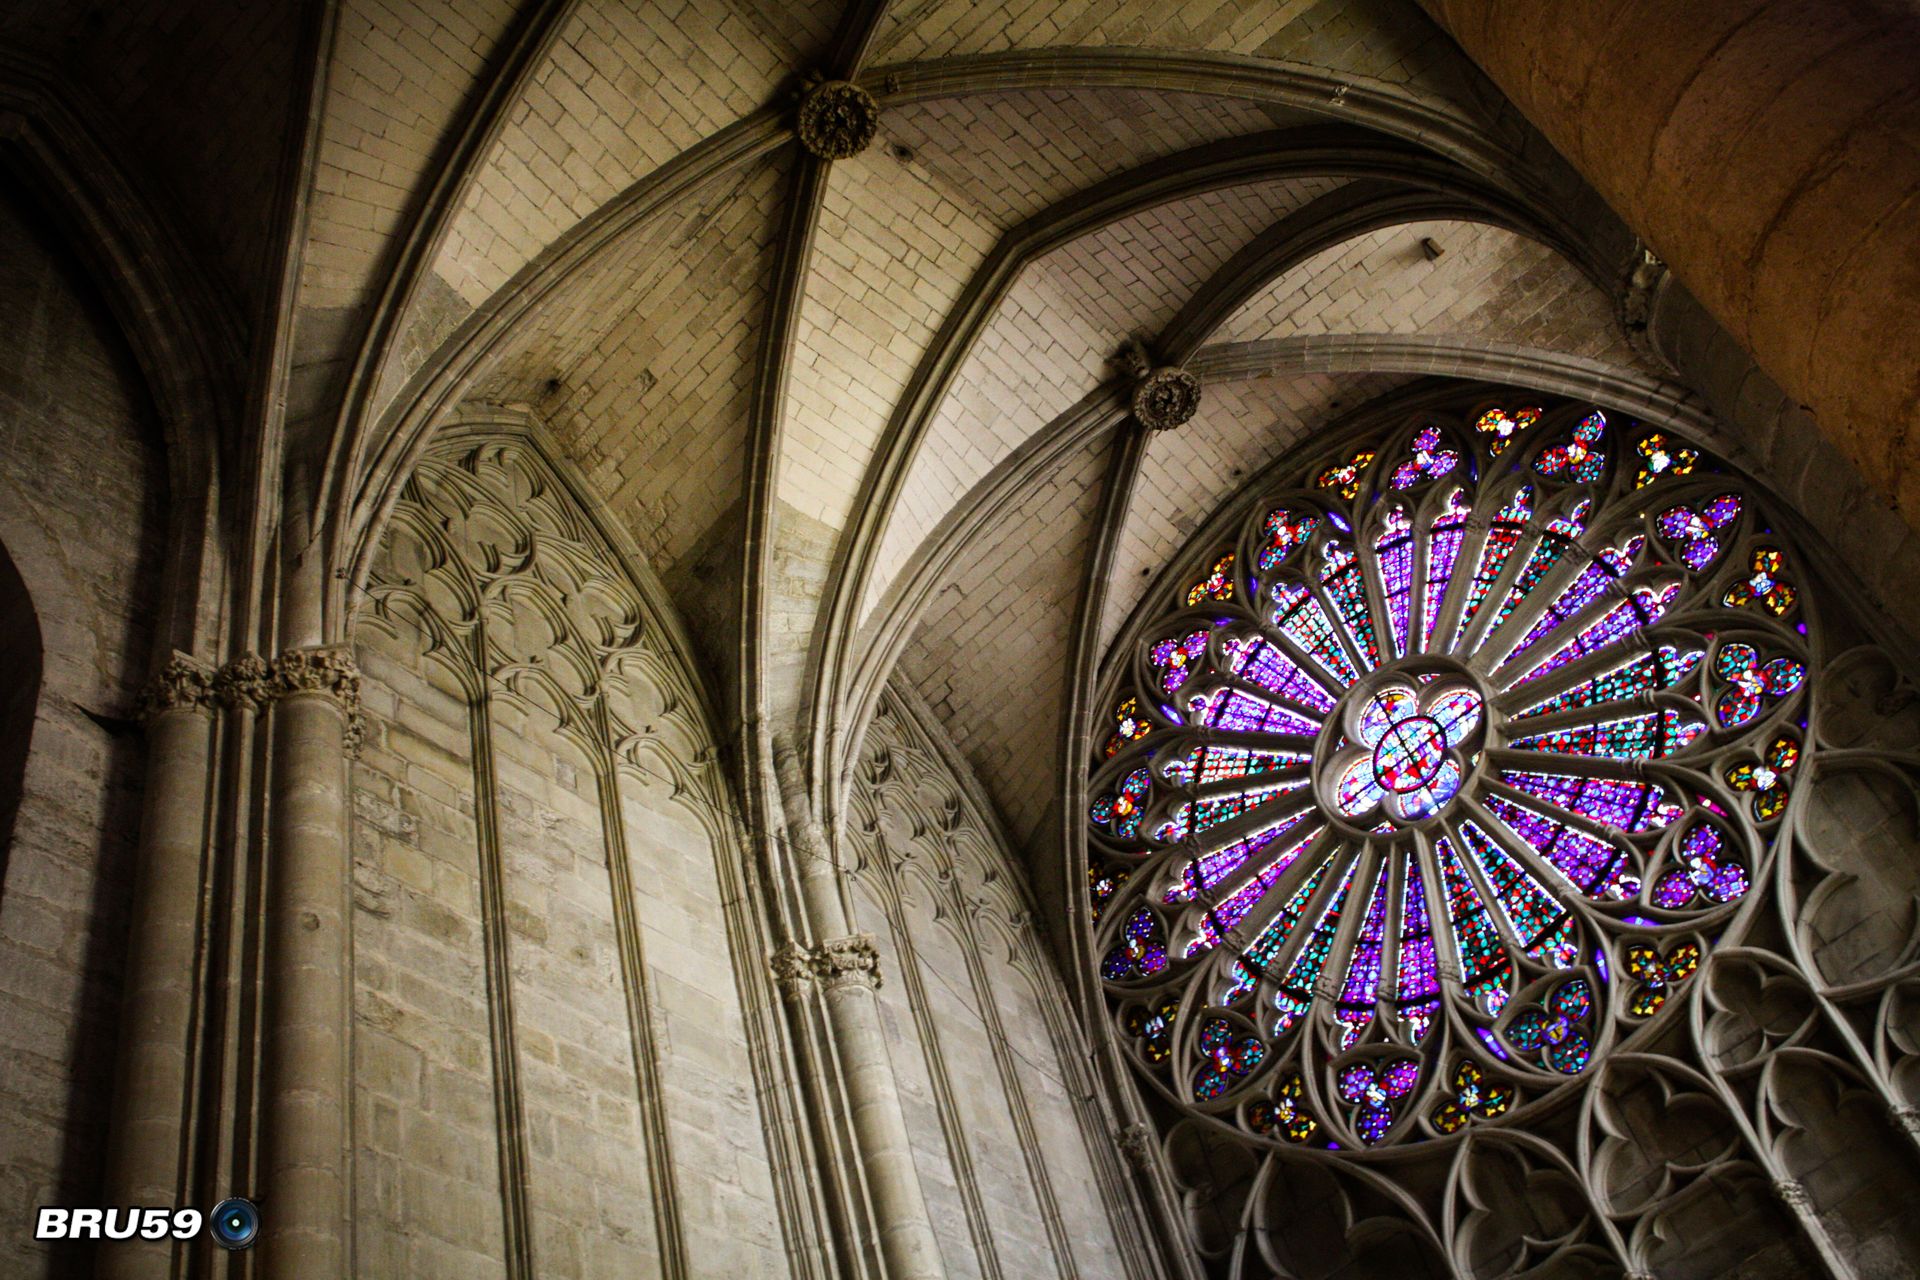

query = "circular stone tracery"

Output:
[[1322, 665, 1487, 825], [1087, 397, 1815, 1157]]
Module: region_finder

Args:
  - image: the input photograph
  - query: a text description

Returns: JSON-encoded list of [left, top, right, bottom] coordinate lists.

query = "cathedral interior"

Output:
[[2, 0, 1920, 1276]]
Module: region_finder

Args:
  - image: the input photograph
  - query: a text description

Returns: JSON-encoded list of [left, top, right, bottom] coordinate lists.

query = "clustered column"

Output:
[[773, 740, 946, 1280], [101, 656, 217, 1280]]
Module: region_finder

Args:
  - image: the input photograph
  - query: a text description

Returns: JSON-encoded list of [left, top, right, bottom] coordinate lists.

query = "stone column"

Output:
[[1413, 0, 1920, 517], [775, 741, 945, 1280], [257, 646, 360, 1275], [100, 655, 215, 1280]]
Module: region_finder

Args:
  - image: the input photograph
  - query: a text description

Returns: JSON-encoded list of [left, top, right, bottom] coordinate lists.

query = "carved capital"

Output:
[[1116, 338, 1200, 431], [1772, 1178, 1814, 1213], [1117, 1122, 1157, 1172], [770, 943, 816, 1002], [136, 653, 214, 720], [815, 934, 883, 991], [271, 645, 366, 753], [796, 79, 878, 160], [1892, 1103, 1920, 1136], [213, 652, 272, 712]]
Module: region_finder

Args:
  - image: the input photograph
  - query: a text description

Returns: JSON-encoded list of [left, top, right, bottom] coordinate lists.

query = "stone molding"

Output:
[[1116, 338, 1200, 432], [136, 652, 215, 720], [796, 78, 878, 160], [769, 935, 885, 998]]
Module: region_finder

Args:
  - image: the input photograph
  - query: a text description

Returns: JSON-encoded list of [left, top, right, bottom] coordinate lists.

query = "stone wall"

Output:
[[349, 422, 788, 1276], [846, 687, 1151, 1280], [0, 188, 166, 1277]]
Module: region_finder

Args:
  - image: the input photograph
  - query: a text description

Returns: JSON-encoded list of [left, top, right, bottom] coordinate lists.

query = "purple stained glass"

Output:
[[1270, 582, 1361, 686], [1498, 770, 1681, 832], [1090, 398, 1803, 1157], [1482, 794, 1638, 899], [1221, 634, 1340, 712], [1375, 508, 1416, 660], [1419, 490, 1473, 651]]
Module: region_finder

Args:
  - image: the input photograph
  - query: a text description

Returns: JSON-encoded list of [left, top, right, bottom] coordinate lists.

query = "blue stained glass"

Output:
[[1335, 861, 1393, 1048], [1436, 835, 1511, 1016], [1185, 822, 1323, 956], [1488, 501, 1591, 634], [1507, 583, 1682, 689], [1187, 686, 1320, 736], [1482, 794, 1638, 900], [1168, 808, 1315, 902], [1498, 770, 1680, 832], [1375, 508, 1415, 660], [1274, 860, 1358, 1035], [1089, 398, 1803, 1159], [1221, 851, 1337, 1002], [1457, 820, 1568, 953], [1319, 544, 1381, 671], [1507, 707, 1705, 761], [1395, 856, 1439, 1042], [1451, 487, 1534, 649], [1220, 634, 1339, 712], [1420, 490, 1473, 652], [1270, 582, 1361, 685]]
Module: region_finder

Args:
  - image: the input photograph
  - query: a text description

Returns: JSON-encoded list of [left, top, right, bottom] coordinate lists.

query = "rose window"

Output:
[[1088, 398, 1816, 1156]]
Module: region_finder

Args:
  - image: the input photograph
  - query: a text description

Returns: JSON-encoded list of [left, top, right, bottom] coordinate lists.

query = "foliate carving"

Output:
[[271, 646, 366, 753], [771, 936, 885, 997], [796, 79, 878, 160], [1116, 337, 1200, 431], [1131, 367, 1202, 432], [1116, 1123, 1157, 1172], [213, 652, 272, 712], [136, 654, 214, 720], [770, 943, 816, 1002], [816, 934, 883, 991]]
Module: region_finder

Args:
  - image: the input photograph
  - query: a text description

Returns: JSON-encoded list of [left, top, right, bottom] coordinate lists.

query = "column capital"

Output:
[[270, 645, 365, 753], [770, 942, 816, 1002], [136, 653, 215, 721], [815, 934, 883, 992], [212, 652, 272, 712], [771, 935, 886, 997]]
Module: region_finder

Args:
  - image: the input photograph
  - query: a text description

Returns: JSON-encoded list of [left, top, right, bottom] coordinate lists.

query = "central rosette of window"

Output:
[[1321, 667, 1488, 826]]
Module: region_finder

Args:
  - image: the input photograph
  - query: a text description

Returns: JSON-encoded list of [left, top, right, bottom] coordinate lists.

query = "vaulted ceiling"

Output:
[[6, 0, 1736, 882]]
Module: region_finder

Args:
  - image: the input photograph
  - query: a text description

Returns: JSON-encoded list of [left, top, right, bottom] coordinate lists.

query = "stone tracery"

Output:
[[1081, 389, 1920, 1273]]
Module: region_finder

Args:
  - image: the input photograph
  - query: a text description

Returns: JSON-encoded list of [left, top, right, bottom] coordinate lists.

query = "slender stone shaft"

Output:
[[101, 666, 214, 1280], [258, 663, 354, 1274], [777, 740, 945, 1279]]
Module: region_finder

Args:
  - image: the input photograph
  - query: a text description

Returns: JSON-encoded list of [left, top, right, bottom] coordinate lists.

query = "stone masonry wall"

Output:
[[0, 189, 166, 1278]]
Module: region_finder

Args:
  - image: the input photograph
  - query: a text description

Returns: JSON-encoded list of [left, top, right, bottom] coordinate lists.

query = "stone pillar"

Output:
[[1414, 0, 1920, 516], [257, 646, 360, 1275], [100, 655, 215, 1280], [774, 741, 945, 1280]]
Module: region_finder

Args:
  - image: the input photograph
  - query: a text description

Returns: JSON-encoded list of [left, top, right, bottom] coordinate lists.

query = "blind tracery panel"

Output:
[[1082, 394, 1920, 1275]]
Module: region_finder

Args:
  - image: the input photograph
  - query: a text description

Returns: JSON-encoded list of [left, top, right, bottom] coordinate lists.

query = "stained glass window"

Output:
[[1088, 398, 1813, 1153]]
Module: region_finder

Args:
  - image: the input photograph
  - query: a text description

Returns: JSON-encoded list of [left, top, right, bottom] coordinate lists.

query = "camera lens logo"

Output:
[[207, 1198, 259, 1251]]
